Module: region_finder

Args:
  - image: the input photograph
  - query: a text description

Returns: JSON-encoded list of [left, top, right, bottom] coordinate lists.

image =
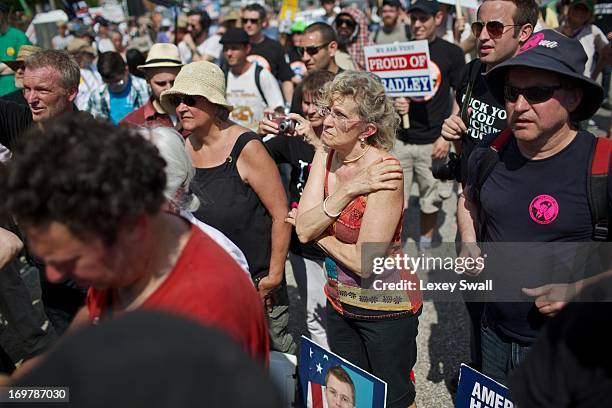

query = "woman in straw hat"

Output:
[[160, 61, 296, 354]]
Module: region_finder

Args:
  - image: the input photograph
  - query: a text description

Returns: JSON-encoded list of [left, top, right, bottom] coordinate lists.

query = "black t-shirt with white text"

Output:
[[398, 37, 465, 144], [456, 59, 508, 182]]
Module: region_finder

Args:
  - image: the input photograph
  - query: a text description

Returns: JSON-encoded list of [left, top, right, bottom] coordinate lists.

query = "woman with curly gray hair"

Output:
[[292, 71, 422, 408]]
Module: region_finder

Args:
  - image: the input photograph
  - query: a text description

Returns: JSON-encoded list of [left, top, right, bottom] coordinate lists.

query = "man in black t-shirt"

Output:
[[242, 3, 295, 104], [460, 29, 609, 386], [440, 0, 539, 375], [441, 0, 539, 182], [393, 0, 465, 251]]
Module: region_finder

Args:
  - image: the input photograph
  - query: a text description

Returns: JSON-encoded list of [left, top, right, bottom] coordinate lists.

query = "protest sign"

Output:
[[364, 40, 434, 99], [299, 336, 387, 408], [455, 364, 515, 408]]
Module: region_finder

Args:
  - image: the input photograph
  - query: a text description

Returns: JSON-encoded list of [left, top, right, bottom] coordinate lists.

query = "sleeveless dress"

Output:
[[190, 132, 272, 279], [323, 151, 422, 319]]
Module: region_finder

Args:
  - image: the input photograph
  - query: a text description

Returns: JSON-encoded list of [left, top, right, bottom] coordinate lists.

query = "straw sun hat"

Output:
[[160, 61, 233, 113], [137, 43, 183, 70]]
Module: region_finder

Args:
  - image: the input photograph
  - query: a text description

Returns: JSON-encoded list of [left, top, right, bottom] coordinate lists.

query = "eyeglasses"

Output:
[[319, 107, 362, 131], [503, 85, 562, 104], [471, 21, 519, 39], [241, 18, 260, 25], [296, 42, 331, 56], [335, 18, 356, 29], [171, 94, 201, 107]]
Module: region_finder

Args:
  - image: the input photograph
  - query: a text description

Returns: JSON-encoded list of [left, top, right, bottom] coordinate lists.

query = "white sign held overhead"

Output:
[[364, 40, 434, 99]]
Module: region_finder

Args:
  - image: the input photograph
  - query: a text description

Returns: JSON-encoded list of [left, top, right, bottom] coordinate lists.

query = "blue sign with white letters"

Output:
[[455, 364, 515, 408]]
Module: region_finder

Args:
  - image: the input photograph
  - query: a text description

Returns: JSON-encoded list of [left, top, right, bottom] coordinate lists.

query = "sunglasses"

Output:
[[241, 18, 260, 25], [171, 94, 201, 107], [336, 18, 356, 29], [471, 21, 519, 39], [503, 85, 562, 104], [296, 42, 331, 56]]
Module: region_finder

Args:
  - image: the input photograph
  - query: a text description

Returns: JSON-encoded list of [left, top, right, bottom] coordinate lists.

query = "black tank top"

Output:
[[190, 132, 272, 279]]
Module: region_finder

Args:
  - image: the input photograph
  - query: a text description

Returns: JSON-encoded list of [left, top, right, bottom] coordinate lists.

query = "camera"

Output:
[[432, 152, 462, 182], [278, 118, 296, 135]]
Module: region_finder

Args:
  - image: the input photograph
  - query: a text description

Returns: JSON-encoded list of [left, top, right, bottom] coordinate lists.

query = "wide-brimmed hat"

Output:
[[137, 43, 183, 70], [2, 45, 42, 71], [160, 61, 233, 113], [67, 38, 96, 56], [486, 29, 603, 122]]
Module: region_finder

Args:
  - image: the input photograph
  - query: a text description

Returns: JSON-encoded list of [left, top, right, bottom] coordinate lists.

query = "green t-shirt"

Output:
[[0, 27, 31, 96]]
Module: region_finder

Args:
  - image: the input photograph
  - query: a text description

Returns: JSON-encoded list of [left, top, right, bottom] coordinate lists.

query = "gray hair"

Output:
[[318, 71, 398, 151], [139, 127, 200, 212], [24, 49, 80, 91]]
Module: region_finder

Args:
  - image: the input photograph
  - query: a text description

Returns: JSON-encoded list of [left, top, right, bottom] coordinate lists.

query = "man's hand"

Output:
[[394, 97, 410, 115], [257, 274, 282, 312], [431, 136, 450, 160], [441, 113, 468, 141], [458, 242, 484, 276], [522, 283, 575, 317]]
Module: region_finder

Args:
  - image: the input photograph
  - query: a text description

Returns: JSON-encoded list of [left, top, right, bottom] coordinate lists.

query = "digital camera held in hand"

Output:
[[277, 118, 296, 135]]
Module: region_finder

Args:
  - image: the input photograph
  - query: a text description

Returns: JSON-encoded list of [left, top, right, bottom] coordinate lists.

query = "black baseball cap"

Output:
[[486, 29, 604, 121], [407, 0, 439, 15], [220, 28, 250, 45]]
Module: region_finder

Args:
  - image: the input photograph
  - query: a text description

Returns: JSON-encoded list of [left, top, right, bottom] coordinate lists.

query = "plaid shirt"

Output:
[[86, 75, 150, 120]]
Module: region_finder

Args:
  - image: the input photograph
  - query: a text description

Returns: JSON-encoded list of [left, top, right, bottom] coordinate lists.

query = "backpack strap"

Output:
[[588, 137, 611, 241], [473, 128, 513, 240], [253, 64, 269, 107], [224, 64, 269, 107]]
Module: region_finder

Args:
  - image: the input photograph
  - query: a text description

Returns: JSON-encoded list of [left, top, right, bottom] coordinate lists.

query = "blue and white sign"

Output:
[[455, 364, 515, 408]]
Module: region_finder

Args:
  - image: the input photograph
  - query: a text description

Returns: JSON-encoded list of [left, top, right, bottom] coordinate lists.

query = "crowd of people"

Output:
[[0, 0, 611, 406]]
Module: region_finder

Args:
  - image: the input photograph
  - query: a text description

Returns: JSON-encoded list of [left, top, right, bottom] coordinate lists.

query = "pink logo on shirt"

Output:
[[529, 194, 559, 224]]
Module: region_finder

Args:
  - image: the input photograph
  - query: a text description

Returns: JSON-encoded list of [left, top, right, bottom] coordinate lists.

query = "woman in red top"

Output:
[[293, 71, 422, 408]]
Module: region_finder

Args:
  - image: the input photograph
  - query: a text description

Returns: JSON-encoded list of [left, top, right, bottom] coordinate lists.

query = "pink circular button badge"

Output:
[[529, 194, 559, 225]]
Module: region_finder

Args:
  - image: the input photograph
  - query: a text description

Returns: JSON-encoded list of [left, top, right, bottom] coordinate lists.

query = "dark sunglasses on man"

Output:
[[471, 20, 520, 39], [335, 18, 356, 29], [241, 17, 260, 25], [296, 42, 331, 56], [503, 85, 562, 104]]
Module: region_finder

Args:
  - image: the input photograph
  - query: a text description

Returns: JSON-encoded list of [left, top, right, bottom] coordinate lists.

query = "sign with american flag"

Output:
[[298, 336, 387, 408]]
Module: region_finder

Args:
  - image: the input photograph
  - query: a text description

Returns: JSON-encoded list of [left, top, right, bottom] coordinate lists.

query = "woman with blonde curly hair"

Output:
[[292, 71, 422, 408]]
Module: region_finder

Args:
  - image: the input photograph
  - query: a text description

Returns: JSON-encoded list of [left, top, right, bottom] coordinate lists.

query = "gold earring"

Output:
[[359, 137, 366, 148]]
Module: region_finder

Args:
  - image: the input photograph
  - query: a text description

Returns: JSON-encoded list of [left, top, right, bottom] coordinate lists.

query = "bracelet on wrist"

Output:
[[322, 196, 342, 218]]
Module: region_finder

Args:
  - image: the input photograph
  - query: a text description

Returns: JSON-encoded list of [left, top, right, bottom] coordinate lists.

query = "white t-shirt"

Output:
[[226, 63, 284, 130], [573, 24, 609, 76], [181, 210, 251, 278], [178, 35, 223, 64]]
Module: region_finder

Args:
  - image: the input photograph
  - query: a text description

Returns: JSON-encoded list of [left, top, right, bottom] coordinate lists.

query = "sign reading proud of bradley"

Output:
[[364, 40, 433, 98], [455, 364, 515, 408]]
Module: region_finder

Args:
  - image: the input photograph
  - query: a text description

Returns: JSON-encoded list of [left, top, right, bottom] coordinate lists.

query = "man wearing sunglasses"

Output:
[[178, 10, 217, 64], [460, 29, 610, 385], [241, 3, 295, 104], [442, 0, 538, 179], [333, 8, 371, 70], [441, 0, 538, 379]]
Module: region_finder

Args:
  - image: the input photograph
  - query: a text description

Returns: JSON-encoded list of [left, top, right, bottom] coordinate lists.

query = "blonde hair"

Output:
[[318, 71, 398, 151]]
